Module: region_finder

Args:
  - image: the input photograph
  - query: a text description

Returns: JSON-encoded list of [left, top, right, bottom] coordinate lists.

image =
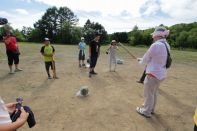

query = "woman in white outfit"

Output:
[[106, 40, 118, 72]]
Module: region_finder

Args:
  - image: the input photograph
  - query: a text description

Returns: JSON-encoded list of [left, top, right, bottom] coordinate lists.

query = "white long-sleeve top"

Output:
[[141, 38, 170, 80]]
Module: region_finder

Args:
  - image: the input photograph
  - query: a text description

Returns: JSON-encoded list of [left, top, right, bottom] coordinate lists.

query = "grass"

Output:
[[0, 42, 196, 67]]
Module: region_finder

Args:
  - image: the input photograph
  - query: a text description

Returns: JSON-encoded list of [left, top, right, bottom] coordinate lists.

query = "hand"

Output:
[[18, 108, 29, 121], [5, 102, 17, 113]]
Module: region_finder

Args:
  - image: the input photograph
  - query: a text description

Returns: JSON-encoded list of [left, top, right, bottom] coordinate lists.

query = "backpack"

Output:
[[161, 41, 172, 69]]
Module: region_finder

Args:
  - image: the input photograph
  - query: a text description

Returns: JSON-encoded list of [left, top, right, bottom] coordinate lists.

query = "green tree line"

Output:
[[0, 6, 196, 49]]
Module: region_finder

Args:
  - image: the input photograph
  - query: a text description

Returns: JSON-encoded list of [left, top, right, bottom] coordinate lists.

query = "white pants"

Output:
[[143, 75, 162, 116], [109, 55, 116, 71]]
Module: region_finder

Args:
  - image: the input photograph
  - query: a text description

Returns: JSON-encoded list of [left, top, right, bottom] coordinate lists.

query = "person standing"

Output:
[[3, 29, 23, 74], [40, 38, 58, 79], [89, 33, 101, 77], [78, 37, 86, 67], [136, 26, 170, 118], [106, 40, 118, 72]]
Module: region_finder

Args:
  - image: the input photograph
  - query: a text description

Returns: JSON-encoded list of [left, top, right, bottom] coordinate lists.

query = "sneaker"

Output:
[[136, 80, 143, 84], [48, 76, 52, 79], [79, 64, 81, 68], [91, 71, 97, 75], [82, 64, 86, 67], [9, 71, 15, 74], [136, 107, 151, 118], [15, 68, 23, 72], [141, 104, 155, 114]]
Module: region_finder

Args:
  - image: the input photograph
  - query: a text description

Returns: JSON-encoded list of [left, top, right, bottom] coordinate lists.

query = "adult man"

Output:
[[78, 37, 86, 67], [136, 26, 170, 118], [3, 29, 23, 74], [89, 33, 101, 77], [40, 38, 58, 79]]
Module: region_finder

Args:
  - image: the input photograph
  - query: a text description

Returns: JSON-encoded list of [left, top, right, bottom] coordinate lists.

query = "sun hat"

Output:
[[151, 26, 170, 38]]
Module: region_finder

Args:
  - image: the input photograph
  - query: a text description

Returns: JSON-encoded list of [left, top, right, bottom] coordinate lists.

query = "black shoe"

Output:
[[92, 71, 97, 75], [79, 64, 81, 68], [136, 80, 143, 84], [82, 64, 86, 67]]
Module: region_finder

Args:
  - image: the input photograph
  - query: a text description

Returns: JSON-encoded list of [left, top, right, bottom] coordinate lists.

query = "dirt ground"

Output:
[[0, 43, 197, 131]]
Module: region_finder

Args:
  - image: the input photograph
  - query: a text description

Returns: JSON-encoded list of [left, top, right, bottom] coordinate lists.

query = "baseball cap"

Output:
[[81, 37, 84, 40], [44, 38, 50, 41]]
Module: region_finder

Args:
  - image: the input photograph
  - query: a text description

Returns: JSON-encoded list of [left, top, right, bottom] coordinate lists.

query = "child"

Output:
[[78, 37, 86, 67], [106, 40, 118, 72], [40, 38, 58, 79], [0, 97, 29, 130]]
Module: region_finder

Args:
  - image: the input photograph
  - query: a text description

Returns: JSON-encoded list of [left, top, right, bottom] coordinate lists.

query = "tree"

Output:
[[110, 32, 128, 43], [33, 6, 78, 43], [21, 26, 33, 41], [83, 19, 108, 44]]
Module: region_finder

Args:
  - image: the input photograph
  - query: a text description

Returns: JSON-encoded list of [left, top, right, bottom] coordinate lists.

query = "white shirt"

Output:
[[141, 39, 170, 80], [0, 97, 12, 125]]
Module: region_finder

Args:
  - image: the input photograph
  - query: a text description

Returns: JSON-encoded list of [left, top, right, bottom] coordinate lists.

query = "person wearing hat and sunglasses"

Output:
[[40, 38, 58, 79], [78, 37, 86, 67], [106, 40, 118, 72], [136, 26, 170, 118]]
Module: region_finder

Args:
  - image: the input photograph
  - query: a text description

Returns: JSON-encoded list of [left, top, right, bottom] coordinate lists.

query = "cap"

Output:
[[44, 38, 50, 41], [81, 37, 84, 40]]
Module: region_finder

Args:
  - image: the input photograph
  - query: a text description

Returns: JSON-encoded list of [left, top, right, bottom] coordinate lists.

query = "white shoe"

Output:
[[136, 107, 151, 118], [15, 68, 23, 72]]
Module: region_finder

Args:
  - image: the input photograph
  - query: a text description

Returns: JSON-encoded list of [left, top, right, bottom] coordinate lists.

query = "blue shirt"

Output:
[[79, 42, 86, 50]]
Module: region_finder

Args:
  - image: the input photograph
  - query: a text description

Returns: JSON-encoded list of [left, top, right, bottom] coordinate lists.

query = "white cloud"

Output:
[[3, 0, 197, 33], [15, 9, 29, 15], [0, 10, 44, 30], [160, 0, 197, 20]]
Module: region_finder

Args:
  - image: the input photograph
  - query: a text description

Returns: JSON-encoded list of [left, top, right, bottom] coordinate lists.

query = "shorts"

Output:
[[45, 61, 55, 71], [6, 50, 19, 65], [90, 56, 98, 68], [79, 50, 85, 60]]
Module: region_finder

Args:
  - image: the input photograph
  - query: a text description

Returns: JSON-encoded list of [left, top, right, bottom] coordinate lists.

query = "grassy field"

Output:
[[1, 42, 197, 65], [0, 42, 197, 131]]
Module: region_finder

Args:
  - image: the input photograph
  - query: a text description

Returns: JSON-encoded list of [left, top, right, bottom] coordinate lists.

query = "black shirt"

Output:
[[89, 40, 100, 57]]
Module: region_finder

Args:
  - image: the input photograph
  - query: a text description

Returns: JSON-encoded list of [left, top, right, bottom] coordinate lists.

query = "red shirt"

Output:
[[3, 36, 18, 52]]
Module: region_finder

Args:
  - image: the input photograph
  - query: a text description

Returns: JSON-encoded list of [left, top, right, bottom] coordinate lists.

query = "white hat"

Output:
[[81, 37, 84, 40], [44, 38, 50, 41], [151, 26, 170, 38], [111, 40, 116, 43]]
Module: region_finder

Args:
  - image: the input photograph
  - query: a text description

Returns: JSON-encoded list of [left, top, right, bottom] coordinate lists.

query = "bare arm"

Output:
[[0, 109, 29, 131]]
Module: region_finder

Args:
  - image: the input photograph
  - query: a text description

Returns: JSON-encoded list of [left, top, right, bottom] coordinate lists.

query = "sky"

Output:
[[0, 0, 197, 33]]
